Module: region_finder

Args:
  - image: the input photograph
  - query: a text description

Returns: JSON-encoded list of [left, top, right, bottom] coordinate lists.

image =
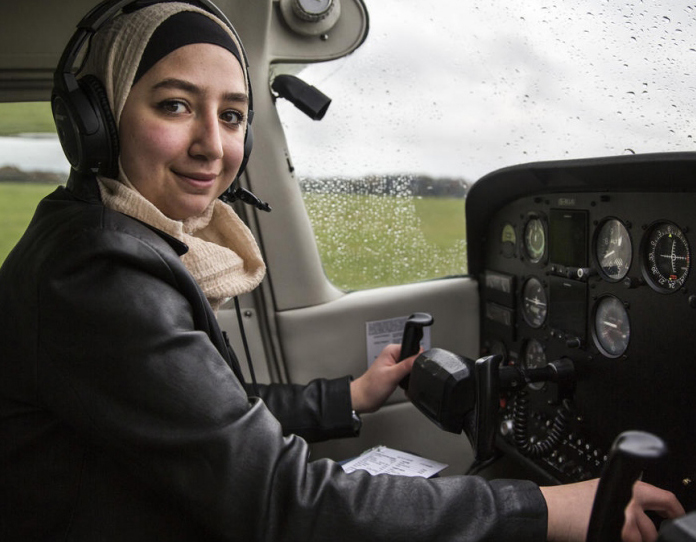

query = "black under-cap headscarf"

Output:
[[133, 10, 242, 85]]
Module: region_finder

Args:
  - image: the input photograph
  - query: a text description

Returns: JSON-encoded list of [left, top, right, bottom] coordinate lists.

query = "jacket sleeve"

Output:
[[37, 224, 548, 542], [255, 378, 356, 442]]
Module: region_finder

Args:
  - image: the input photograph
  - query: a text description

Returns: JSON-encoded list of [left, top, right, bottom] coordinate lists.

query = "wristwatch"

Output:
[[351, 410, 362, 433]]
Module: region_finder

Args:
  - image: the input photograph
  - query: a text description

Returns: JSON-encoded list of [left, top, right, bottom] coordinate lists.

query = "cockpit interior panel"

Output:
[[467, 152, 696, 510]]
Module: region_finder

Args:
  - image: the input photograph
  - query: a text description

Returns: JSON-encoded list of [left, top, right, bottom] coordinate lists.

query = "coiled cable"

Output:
[[513, 393, 573, 458]]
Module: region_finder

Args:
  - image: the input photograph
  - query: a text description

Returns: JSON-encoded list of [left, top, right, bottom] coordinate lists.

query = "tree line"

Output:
[[0, 166, 65, 184], [298, 174, 468, 198]]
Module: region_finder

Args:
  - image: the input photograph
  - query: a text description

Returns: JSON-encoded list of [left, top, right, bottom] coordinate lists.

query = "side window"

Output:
[[0, 102, 67, 265], [274, 0, 696, 291], [296, 174, 467, 291], [274, 60, 468, 291]]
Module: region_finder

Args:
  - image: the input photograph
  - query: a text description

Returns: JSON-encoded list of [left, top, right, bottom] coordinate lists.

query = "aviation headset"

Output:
[[52, 0, 254, 185]]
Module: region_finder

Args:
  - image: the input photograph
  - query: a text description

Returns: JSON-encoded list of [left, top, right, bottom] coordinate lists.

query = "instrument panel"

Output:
[[466, 153, 696, 510]]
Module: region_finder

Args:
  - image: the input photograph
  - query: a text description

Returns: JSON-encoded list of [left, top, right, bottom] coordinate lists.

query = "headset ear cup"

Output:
[[79, 74, 120, 178], [52, 89, 82, 171]]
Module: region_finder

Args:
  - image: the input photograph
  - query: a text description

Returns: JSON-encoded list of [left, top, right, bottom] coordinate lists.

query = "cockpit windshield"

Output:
[[277, 0, 695, 182], [274, 0, 695, 290]]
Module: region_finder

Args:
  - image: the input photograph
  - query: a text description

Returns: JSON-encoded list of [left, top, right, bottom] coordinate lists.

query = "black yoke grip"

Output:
[[586, 431, 667, 542], [398, 312, 434, 389]]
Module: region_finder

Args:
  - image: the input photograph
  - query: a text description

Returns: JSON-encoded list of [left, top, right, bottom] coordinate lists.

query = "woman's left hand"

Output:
[[349, 344, 418, 414], [622, 481, 685, 542], [541, 479, 685, 542]]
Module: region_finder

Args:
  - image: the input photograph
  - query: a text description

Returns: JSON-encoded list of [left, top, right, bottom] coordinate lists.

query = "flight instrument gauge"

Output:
[[501, 223, 517, 258], [524, 216, 547, 264], [595, 218, 632, 281], [641, 222, 691, 293], [593, 296, 630, 358], [523, 339, 547, 390], [521, 277, 548, 328]]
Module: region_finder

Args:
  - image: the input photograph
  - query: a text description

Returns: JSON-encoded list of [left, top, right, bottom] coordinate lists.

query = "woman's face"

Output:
[[119, 42, 248, 221]]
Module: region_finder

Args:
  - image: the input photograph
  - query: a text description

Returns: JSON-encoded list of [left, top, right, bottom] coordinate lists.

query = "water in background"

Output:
[[0, 134, 69, 174]]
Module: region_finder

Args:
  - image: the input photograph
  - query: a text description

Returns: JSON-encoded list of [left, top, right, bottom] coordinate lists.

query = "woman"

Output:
[[0, 2, 683, 541]]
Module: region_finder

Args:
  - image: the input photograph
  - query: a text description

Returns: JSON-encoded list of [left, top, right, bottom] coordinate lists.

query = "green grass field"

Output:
[[303, 193, 467, 290], [0, 102, 56, 136], [0, 184, 467, 290]]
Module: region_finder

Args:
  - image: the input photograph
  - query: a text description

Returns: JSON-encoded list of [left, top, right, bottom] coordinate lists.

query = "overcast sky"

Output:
[[276, 0, 696, 182]]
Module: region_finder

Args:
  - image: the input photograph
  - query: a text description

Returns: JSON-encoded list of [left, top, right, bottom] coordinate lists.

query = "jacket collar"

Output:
[[66, 170, 189, 256]]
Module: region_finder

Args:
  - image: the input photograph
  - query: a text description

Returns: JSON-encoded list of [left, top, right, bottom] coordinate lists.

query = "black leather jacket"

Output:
[[0, 183, 547, 541]]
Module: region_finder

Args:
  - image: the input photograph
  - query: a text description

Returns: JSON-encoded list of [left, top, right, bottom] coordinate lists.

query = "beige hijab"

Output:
[[82, 3, 265, 311]]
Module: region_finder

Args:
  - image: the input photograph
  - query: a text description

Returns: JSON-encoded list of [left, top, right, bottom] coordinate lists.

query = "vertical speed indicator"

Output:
[[641, 222, 691, 293]]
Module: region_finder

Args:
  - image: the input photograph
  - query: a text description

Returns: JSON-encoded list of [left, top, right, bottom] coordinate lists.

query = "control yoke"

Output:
[[397, 312, 434, 390], [397, 313, 575, 463], [584, 430, 696, 542], [397, 318, 696, 542], [586, 431, 666, 542], [469, 355, 502, 465]]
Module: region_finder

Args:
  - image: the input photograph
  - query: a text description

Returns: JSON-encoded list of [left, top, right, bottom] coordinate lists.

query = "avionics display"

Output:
[[549, 209, 588, 268], [549, 276, 587, 340]]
